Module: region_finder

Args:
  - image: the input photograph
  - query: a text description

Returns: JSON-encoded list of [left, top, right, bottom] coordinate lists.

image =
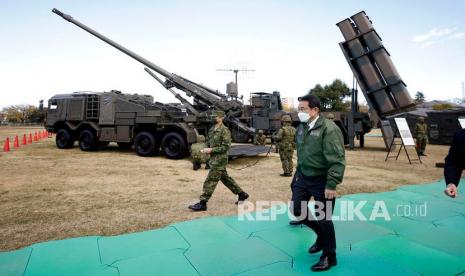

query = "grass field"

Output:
[[0, 126, 449, 251]]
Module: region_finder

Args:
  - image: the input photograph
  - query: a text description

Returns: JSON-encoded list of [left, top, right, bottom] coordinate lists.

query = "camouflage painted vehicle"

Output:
[[45, 90, 197, 159], [51, 9, 300, 144]]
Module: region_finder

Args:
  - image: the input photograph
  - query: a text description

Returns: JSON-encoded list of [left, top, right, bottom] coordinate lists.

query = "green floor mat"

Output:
[[397, 217, 465, 257], [2, 178, 464, 275], [252, 225, 316, 259], [24, 236, 103, 276], [434, 214, 465, 230], [292, 247, 419, 276], [0, 248, 31, 276], [333, 220, 394, 249], [235, 262, 300, 276], [82, 266, 119, 276], [114, 249, 199, 276], [252, 220, 393, 259], [98, 227, 189, 265], [221, 204, 292, 236], [399, 179, 465, 204], [353, 235, 465, 275], [184, 237, 292, 275], [171, 216, 245, 246]]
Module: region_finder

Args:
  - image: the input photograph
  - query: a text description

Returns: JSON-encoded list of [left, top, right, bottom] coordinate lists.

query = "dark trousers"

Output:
[[290, 170, 336, 254]]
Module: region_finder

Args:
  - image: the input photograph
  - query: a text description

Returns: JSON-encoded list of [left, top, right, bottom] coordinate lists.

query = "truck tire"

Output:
[[231, 128, 250, 143], [161, 132, 187, 159], [56, 129, 74, 149], [79, 129, 98, 151], [134, 131, 158, 157]]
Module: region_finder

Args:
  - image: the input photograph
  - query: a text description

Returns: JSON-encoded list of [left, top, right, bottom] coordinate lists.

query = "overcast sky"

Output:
[[1, 0, 464, 109]]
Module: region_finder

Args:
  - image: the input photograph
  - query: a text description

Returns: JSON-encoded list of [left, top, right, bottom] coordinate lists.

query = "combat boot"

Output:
[[235, 192, 249, 204], [193, 162, 201, 170], [188, 200, 207, 211]]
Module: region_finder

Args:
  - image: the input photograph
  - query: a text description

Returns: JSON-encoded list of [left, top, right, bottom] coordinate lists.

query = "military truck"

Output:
[[45, 90, 199, 159], [51, 9, 303, 144], [233, 91, 298, 142], [52, 9, 256, 143]]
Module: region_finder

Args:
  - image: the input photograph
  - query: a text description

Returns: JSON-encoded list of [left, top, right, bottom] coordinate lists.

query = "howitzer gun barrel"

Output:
[[52, 8, 171, 78], [144, 68, 200, 116], [53, 8, 225, 107]]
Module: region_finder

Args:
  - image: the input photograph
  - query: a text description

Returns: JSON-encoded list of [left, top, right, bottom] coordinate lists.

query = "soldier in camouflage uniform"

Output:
[[254, 129, 267, 145], [190, 135, 207, 170], [415, 116, 428, 156], [189, 110, 249, 211], [326, 113, 335, 121], [272, 114, 296, 177]]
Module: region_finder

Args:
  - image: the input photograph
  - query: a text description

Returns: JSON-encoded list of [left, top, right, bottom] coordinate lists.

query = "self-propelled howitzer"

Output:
[[52, 8, 255, 139]]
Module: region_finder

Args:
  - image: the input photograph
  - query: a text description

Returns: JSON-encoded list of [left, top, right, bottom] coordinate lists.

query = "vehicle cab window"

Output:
[[48, 100, 58, 112]]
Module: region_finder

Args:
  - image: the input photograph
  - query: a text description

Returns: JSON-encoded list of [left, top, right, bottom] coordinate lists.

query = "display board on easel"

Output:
[[459, 117, 465, 129], [385, 118, 422, 164]]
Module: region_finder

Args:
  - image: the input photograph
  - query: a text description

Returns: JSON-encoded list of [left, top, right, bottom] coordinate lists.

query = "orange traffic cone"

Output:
[[28, 133, 33, 144], [22, 134, 27, 145], [3, 137, 10, 152], [34, 132, 38, 142], [13, 135, 19, 148]]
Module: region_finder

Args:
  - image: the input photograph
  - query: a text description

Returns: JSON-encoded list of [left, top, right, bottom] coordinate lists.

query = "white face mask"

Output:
[[298, 112, 310, 123]]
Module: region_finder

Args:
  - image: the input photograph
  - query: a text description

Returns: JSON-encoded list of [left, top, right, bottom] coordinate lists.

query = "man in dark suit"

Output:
[[444, 129, 465, 197]]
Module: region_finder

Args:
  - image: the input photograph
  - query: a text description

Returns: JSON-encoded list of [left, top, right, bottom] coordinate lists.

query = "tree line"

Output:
[[1, 101, 45, 123]]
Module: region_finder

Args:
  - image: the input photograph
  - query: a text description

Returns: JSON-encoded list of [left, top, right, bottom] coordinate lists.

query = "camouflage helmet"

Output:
[[418, 116, 425, 121], [281, 115, 292, 122], [213, 110, 225, 118], [196, 134, 205, 143], [326, 113, 335, 120], [258, 129, 264, 134]]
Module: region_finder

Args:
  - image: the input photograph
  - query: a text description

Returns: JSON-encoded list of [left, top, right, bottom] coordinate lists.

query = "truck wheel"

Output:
[[231, 128, 250, 143], [161, 132, 187, 159], [117, 142, 132, 150], [134, 132, 158, 157], [79, 129, 98, 151], [56, 129, 74, 149]]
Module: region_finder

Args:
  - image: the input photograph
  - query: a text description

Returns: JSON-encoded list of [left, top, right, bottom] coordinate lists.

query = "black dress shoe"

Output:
[[235, 192, 249, 204], [188, 201, 207, 211], [289, 220, 303, 226], [193, 163, 201, 170], [308, 242, 322, 254], [311, 254, 337, 272]]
